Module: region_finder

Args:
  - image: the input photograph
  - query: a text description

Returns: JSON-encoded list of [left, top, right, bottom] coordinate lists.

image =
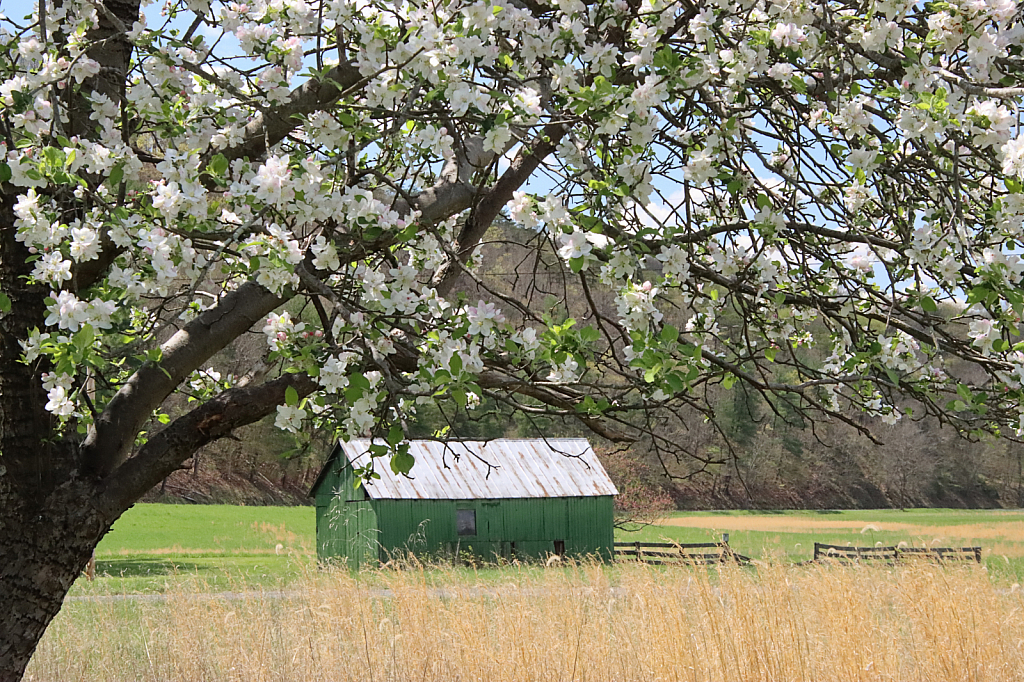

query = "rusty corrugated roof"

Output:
[[338, 439, 618, 500]]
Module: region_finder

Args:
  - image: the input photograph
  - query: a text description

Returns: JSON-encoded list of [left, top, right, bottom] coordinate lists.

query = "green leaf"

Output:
[[921, 296, 937, 313], [390, 447, 415, 476], [74, 324, 95, 351], [285, 386, 299, 406], [756, 193, 772, 209], [108, 164, 124, 187], [210, 153, 229, 176], [0, 292, 10, 314], [387, 424, 404, 446], [0, 162, 12, 183], [659, 324, 679, 344], [569, 257, 585, 273]]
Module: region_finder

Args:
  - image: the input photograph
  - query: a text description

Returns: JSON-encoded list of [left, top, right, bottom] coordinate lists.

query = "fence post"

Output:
[[974, 547, 982, 564], [635, 541, 642, 562], [814, 542, 820, 561]]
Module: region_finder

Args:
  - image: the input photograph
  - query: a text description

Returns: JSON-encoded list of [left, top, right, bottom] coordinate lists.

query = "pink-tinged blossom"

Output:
[[771, 23, 806, 49], [42, 293, 116, 333], [253, 155, 293, 207], [968, 318, 1000, 354], [45, 291, 90, 332], [151, 181, 182, 218], [262, 311, 305, 351], [768, 62, 794, 80], [466, 300, 505, 336], [507, 191, 539, 229], [71, 58, 101, 84], [616, 281, 663, 330], [70, 226, 100, 262], [33, 251, 72, 285]]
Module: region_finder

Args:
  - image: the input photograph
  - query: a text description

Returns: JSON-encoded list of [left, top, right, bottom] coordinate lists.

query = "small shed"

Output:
[[310, 439, 618, 568]]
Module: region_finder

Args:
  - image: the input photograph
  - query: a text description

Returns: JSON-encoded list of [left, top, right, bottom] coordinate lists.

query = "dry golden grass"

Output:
[[27, 561, 1024, 682]]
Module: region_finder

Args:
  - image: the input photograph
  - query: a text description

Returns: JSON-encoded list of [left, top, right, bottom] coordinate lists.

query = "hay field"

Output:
[[29, 561, 1024, 682]]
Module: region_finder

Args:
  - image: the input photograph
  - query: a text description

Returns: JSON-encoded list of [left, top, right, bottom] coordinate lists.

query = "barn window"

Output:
[[456, 509, 477, 536]]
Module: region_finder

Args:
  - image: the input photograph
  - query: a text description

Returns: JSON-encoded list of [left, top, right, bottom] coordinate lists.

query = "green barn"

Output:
[[310, 439, 618, 568]]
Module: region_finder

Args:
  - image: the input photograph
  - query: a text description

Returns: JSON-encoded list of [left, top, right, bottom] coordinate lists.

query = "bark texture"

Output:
[[0, 482, 107, 681]]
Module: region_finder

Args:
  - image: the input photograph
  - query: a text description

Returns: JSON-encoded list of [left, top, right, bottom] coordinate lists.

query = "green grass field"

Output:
[[80, 504, 316, 594], [74, 504, 1024, 594]]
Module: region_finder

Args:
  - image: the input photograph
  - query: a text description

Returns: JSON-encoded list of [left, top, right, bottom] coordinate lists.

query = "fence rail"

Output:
[[813, 542, 982, 564], [614, 541, 750, 565]]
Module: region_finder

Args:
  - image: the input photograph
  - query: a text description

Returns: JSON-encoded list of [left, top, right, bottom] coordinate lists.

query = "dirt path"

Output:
[[658, 515, 1024, 542]]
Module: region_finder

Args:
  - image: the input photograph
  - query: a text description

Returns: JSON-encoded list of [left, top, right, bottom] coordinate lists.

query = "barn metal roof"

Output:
[[338, 439, 618, 500]]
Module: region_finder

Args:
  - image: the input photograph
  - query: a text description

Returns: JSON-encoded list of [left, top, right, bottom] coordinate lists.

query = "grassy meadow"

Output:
[[629, 508, 1024, 577], [81, 504, 316, 593], [33, 504, 1024, 681], [78, 504, 1024, 591]]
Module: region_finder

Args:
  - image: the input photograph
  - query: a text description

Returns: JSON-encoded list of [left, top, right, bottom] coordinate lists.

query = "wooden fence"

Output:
[[615, 541, 750, 565], [813, 542, 982, 564]]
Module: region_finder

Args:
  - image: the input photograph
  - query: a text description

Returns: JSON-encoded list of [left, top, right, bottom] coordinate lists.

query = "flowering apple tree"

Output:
[[4, 0, 1024, 675]]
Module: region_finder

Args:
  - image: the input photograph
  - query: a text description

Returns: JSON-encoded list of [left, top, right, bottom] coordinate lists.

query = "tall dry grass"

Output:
[[27, 561, 1024, 682]]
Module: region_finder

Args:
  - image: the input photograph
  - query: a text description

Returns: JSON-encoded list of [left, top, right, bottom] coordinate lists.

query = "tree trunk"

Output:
[[0, 483, 111, 681]]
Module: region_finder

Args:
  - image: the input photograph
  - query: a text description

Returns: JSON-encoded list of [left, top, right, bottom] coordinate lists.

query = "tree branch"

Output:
[[82, 281, 286, 477], [94, 372, 317, 518], [219, 60, 364, 164], [433, 123, 566, 297]]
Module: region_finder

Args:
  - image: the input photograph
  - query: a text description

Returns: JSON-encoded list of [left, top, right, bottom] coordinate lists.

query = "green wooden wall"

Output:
[[314, 450, 380, 569], [313, 455, 615, 567]]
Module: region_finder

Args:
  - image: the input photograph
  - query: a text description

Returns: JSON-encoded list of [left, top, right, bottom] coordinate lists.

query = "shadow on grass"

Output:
[[95, 559, 215, 578]]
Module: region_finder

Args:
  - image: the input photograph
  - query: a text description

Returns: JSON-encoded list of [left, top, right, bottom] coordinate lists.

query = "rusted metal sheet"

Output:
[[338, 439, 618, 500]]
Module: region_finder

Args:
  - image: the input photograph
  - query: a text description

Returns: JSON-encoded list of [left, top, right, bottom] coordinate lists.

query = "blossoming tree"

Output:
[[3, 0, 1024, 674]]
